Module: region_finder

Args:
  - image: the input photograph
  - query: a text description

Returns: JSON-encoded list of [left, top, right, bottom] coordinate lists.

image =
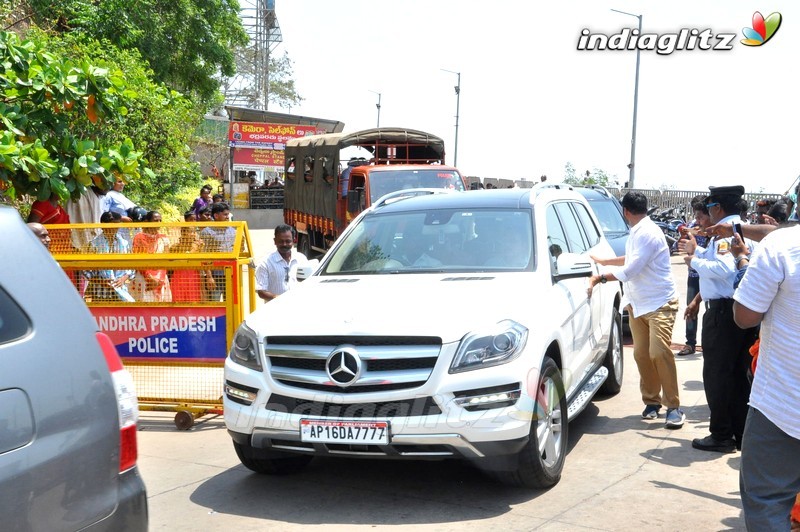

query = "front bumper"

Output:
[[229, 427, 529, 465], [224, 370, 535, 452]]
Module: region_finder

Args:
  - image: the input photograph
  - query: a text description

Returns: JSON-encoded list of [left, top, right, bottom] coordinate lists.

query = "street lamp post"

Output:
[[369, 90, 382, 128], [441, 69, 461, 167], [611, 9, 641, 190]]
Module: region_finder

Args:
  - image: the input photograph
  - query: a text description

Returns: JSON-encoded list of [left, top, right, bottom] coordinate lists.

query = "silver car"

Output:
[[0, 206, 148, 530]]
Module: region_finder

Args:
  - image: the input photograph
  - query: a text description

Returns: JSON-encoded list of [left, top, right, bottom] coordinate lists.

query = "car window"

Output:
[[554, 202, 589, 253], [545, 206, 568, 271], [368, 169, 466, 203], [572, 202, 601, 247], [323, 208, 532, 273], [0, 286, 31, 345], [587, 200, 628, 233]]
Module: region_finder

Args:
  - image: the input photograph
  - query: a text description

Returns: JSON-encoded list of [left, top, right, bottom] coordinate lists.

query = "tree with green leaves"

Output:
[[563, 162, 577, 184], [266, 51, 303, 110], [223, 49, 303, 110], [0, 30, 151, 203], [562, 162, 617, 187], [42, 32, 208, 212], [4, 0, 302, 217], [27, 0, 249, 107]]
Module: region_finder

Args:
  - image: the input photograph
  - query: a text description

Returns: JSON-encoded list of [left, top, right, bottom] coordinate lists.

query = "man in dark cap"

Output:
[[678, 185, 759, 453]]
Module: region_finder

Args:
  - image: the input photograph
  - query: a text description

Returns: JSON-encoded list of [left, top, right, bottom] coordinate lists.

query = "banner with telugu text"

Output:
[[228, 121, 322, 172], [232, 146, 285, 172], [228, 121, 318, 144]]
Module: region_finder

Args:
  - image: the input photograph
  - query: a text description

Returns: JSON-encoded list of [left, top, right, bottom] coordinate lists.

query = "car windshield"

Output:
[[369, 169, 465, 203], [322, 208, 533, 274], [588, 200, 628, 233]]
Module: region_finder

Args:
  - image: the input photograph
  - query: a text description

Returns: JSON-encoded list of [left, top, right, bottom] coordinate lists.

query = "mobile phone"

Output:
[[734, 223, 745, 240]]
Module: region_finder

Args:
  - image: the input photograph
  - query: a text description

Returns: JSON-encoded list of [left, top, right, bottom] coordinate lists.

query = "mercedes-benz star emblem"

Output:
[[326, 346, 362, 387]]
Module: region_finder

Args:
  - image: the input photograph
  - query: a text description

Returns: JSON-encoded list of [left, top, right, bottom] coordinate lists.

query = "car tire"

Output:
[[233, 441, 313, 475], [600, 307, 624, 395], [494, 356, 567, 489]]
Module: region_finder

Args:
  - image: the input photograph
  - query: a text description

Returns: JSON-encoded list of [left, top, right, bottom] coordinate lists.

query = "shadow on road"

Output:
[[138, 412, 226, 433], [189, 457, 545, 525]]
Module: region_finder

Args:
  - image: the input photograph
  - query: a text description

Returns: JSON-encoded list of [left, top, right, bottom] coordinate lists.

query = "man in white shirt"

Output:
[[103, 178, 136, 221], [66, 185, 106, 250], [733, 198, 800, 530], [679, 185, 758, 453], [590, 192, 684, 429], [255, 224, 308, 302]]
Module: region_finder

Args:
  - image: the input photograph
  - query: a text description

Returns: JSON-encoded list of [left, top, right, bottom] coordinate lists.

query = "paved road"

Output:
[[138, 250, 744, 531]]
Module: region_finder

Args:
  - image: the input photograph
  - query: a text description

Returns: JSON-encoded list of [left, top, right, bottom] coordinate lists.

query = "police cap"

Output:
[[708, 185, 745, 198]]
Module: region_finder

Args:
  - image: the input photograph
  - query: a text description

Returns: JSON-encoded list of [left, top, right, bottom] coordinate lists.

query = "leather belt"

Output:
[[705, 298, 733, 310]]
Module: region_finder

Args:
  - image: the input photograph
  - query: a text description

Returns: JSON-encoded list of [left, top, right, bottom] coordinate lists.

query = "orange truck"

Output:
[[283, 127, 465, 257]]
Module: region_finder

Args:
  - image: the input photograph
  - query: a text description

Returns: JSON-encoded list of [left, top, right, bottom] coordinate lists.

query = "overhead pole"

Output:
[[611, 9, 642, 189], [441, 69, 461, 167], [369, 90, 382, 127]]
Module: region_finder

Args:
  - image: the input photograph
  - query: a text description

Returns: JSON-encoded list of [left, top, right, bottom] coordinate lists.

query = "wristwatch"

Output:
[[599, 274, 607, 284]]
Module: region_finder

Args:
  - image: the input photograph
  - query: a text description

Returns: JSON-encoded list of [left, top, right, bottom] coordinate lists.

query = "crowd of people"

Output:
[[591, 184, 800, 531], [27, 182, 309, 305], [27, 184, 240, 303]]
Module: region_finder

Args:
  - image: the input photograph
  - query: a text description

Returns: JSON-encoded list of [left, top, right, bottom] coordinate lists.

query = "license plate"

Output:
[[300, 419, 390, 445]]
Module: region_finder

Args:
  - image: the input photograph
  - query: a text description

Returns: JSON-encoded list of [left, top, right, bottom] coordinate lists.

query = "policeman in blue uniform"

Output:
[[678, 185, 759, 453]]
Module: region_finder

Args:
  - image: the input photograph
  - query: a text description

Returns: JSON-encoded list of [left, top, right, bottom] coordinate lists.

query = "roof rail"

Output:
[[582, 184, 611, 197], [372, 188, 454, 209], [531, 182, 574, 197]]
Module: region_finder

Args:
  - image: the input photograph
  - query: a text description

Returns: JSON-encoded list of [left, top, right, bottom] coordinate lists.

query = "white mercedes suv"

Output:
[[224, 185, 623, 488]]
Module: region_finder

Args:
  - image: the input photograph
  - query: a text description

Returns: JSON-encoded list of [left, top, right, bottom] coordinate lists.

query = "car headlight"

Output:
[[450, 320, 528, 373], [229, 323, 262, 371]]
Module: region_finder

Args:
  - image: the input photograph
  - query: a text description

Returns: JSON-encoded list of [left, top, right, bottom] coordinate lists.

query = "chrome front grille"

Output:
[[266, 394, 442, 417], [264, 336, 441, 393]]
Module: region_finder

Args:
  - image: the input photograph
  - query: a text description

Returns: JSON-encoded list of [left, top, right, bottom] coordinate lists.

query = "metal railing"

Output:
[[250, 187, 284, 209], [607, 188, 787, 220]]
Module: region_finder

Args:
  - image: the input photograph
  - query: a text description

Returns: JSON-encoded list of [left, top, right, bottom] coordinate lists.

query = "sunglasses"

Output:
[[284, 266, 290, 282], [705, 202, 720, 209]]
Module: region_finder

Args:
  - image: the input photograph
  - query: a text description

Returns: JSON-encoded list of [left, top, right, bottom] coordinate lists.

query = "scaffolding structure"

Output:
[[222, 0, 283, 110]]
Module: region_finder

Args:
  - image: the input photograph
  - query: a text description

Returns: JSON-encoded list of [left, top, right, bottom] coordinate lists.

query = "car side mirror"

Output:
[[297, 259, 320, 282], [553, 252, 593, 281], [348, 188, 365, 213]]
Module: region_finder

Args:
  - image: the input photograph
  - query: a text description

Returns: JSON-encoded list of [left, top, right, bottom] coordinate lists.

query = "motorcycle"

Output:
[[648, 207, 679, 252]]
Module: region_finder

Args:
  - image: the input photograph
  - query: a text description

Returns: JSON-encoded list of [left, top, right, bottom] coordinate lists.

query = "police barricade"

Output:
[[49, 221, 257, 429]]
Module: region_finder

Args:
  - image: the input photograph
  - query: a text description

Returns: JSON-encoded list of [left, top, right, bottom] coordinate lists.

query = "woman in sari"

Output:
[[169, 223, 206, 303], [131, 211, 172, 302]]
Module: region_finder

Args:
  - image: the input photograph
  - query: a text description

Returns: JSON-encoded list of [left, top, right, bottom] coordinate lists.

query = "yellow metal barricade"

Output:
[[50, 221, 257, 429]]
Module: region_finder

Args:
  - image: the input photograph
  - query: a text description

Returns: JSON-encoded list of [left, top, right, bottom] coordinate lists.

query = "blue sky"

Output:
[[273, 1, 798, 194]]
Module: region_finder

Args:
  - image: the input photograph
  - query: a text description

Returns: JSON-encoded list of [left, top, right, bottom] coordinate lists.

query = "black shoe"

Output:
[[692, 435, 737, 453]]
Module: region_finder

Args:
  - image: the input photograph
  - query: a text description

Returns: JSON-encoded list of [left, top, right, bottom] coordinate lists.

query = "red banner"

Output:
[[232, 147, 285, 169], [228, 121, 318, 144]]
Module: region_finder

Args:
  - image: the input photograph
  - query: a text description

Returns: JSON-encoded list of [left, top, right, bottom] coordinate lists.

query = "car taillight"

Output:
[[96, 332, 139, 472]]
